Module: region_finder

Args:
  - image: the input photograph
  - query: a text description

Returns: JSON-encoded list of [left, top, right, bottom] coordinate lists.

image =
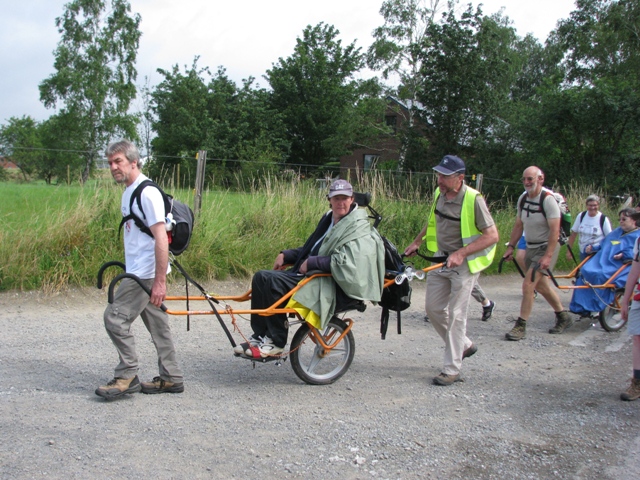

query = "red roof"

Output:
[[0, 157, 18, 169]]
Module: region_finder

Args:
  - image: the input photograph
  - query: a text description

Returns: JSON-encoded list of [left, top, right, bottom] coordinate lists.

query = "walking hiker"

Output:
[[95, 140, 184, 400], [502, 166, 573, 341], [404, 155, 498, 386], [619, 210, 640, 401], [566, 194, 612, 261]]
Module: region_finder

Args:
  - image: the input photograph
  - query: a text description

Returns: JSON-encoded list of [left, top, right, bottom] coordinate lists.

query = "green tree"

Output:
[[412, 4, 522, 165], [39, 113, 87, 184], [151, 59, 289, 186], [0, 116, 42, 181], [136, 76, 155, 159], [39, 0, 141, 183], [368, 0, 449, 170], [368, 0, 444, 119], [265, 22, 371, 168], [525, 0, 640, 191], [151, 59, 211, 162]]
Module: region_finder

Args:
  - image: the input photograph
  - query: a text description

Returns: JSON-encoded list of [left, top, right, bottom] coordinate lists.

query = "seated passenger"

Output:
[[234, 179, 385, 358], [569, 208, 640, 316]]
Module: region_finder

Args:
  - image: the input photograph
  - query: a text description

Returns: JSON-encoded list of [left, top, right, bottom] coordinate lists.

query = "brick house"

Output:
[[1, 156, 18, 169]]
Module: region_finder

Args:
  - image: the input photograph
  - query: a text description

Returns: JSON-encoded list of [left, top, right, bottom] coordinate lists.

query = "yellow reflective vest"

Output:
[[424, 186, 496, 274]]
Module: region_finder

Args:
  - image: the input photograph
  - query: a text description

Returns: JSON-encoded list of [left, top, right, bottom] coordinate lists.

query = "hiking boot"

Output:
[[95, 376, 141, 399], [549, 310, 574, 334], [433, 373, 462, 386], [258, 336, 285, 357], [505, 318, 527, 341], [621, 378, 640, 401], [463, 343, 477, 360], [233, 334, 261, 355], [481, 300, 496, 321], [140, 376, 184, 394]]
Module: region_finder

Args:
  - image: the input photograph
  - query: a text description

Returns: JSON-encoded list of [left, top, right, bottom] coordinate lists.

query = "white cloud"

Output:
[[0, 0, 576, 123]]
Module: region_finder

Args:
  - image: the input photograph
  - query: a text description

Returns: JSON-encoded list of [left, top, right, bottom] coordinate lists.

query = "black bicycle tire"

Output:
[[290, 317, 355, 385], [599, 288, 628, 332]]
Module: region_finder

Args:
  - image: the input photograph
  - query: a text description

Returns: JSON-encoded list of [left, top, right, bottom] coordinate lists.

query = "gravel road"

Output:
[[1, 273, 639, 479]]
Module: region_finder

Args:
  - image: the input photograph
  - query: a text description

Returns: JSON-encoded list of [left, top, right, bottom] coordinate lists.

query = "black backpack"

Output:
[[119, 179, 194, 256], [378, 235, 412, 339], [518, 188, 572, 242]]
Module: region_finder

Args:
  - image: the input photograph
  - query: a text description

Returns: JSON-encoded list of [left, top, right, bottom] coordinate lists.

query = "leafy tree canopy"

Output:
[[39, 0, 141, 183]]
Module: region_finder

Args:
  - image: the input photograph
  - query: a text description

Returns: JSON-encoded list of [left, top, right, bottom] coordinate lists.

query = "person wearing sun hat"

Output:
[[404, 155, 498, 386]]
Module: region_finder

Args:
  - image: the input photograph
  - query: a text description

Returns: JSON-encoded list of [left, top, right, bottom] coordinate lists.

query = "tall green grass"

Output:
[[0, 175, 625, 292]]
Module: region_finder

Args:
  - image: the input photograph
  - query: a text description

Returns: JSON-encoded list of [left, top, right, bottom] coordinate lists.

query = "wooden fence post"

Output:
[[194, 150, 206, 216], [475, 173, 483, 193]]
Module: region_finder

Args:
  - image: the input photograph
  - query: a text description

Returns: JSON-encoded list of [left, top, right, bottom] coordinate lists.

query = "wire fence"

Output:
[[3, 145, 633, 205]]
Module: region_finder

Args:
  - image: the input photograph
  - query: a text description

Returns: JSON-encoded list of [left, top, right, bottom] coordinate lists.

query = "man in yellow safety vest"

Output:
[[404, 155, 498, 386]]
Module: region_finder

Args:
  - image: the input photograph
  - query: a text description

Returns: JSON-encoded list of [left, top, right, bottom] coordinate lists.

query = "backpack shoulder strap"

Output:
[[600, 213, 607, 231], [519, 190, 547, 216], [131, 179, 157, 219], [579, 210, 587, 224], [119, 179, 162, 238], [538, 189, 549, 218]]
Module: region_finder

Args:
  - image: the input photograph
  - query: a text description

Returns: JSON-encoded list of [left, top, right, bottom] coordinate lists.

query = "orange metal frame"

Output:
[[548, 255, 629, 292], [162, 263, 445, 352]]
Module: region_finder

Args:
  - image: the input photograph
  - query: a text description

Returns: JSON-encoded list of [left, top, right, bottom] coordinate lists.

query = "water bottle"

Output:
[[164, 212, 175, 232]]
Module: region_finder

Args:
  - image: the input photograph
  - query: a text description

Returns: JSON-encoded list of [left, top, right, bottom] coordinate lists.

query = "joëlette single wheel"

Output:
[[599, 288, 629, 332], [290, 317, 355, 385]]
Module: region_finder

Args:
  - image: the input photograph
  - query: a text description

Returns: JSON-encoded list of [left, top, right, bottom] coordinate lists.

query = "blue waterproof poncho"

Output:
[[569, 227, 640, 314]]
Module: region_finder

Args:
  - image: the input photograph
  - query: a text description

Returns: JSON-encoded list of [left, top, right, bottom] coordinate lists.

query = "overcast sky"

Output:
[[0, 0, 577, 124]]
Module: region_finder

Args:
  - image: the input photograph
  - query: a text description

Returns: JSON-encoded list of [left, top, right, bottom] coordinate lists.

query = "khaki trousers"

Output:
[[425, 262, 477, 375], [103, 278, 183, 382]]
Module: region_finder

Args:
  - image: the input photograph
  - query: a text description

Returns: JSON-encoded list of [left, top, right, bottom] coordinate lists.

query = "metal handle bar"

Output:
[[107, 272, 168, 312], [96, 261, 126, 289], [531, 264, 554, 283], [498, 256, 525, 278]]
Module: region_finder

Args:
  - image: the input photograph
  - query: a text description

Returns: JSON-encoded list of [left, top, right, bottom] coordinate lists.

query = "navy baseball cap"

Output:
[[433, 155, 466, 175]]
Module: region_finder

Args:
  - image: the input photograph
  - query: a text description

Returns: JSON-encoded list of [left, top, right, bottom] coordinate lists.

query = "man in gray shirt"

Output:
[[503, 166, 572, 340]]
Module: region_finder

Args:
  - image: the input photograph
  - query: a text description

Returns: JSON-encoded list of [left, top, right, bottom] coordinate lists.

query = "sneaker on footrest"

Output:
[[258, 336, 285, 357], [233, 334, 261, 355]]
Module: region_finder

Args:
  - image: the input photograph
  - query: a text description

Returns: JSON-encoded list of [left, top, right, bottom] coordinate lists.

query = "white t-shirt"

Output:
[[570, 211, 612, 253], [121, 174, 170, 279]]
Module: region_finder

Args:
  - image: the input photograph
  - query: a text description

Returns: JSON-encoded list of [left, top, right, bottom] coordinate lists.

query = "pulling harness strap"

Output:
[[434, 208, 461, 222]]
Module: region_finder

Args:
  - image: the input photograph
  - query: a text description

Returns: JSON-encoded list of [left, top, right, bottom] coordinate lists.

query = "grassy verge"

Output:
[[0, 176, 622, 292]]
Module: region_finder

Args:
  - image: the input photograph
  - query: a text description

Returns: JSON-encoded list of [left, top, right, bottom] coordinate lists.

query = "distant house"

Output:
[[339, 97, 411, 180], [0, 156, 18, 169]]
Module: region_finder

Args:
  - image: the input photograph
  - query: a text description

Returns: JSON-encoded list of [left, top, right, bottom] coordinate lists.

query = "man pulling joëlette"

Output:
[[95, 140, 184, 400], [404, 155, 498, 386]]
